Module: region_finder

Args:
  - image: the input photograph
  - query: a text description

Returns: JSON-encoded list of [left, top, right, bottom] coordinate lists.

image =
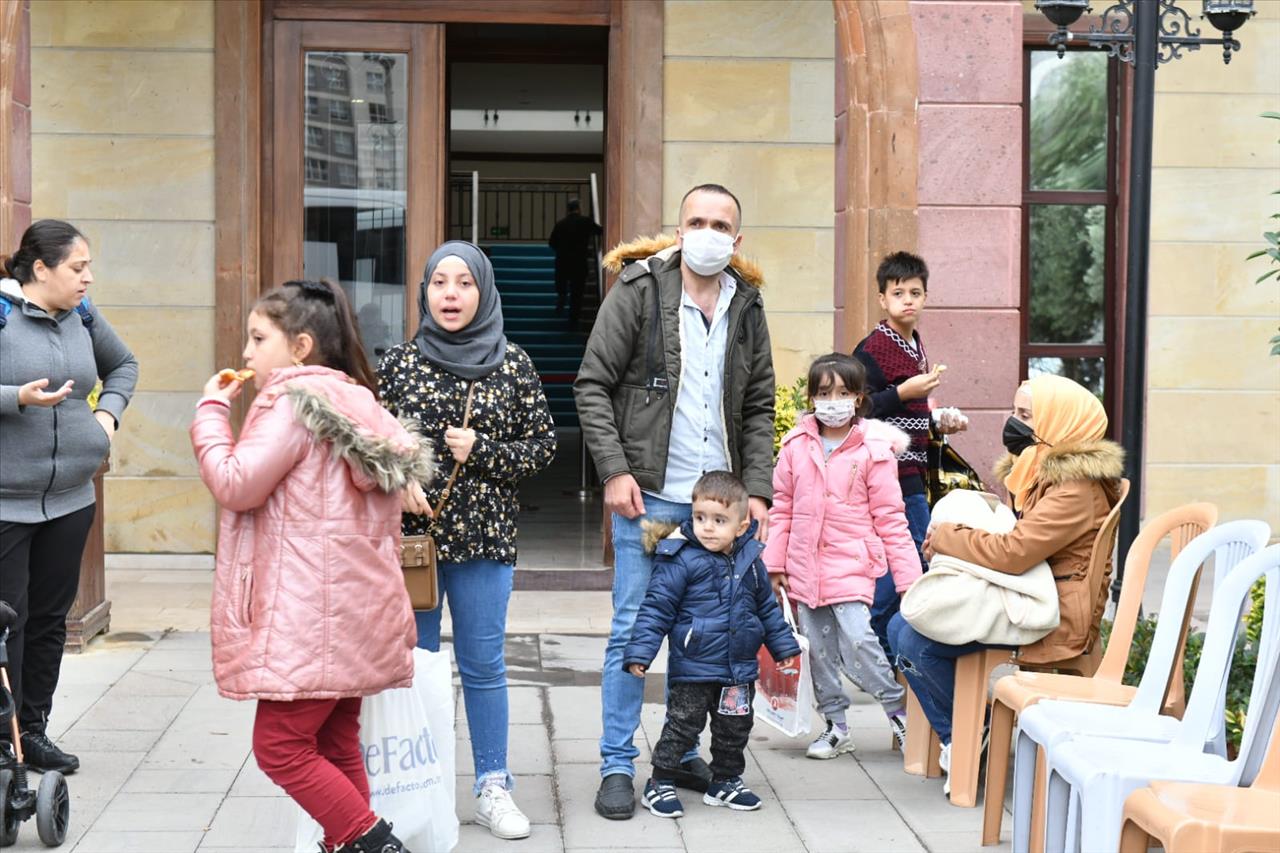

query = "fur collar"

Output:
[[641, 520, 684, 554], [602, 234, 765, 288], [992, 439, 1124, 487], [286, 387, 436, 492]]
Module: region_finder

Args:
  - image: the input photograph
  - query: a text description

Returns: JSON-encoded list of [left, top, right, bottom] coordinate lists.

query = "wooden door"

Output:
[[269, 21, 445, 353]]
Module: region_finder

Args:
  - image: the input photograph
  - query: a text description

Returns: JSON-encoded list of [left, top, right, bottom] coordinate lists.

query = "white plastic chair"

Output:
[[1044, 544, 1280, 853], [1008, 519, 1271, 852]]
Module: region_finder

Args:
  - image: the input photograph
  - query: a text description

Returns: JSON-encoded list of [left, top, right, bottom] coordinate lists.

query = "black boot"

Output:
[[19, 729, 79, 774], [339, 819, 410, 853]]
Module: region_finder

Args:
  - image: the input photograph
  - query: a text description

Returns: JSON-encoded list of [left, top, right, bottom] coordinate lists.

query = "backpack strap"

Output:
[[0, 294, 10, 330], [76, 297, 95, 338]]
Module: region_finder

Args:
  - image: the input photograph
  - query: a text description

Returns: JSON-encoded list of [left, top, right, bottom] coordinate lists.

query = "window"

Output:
[[306, 125, 327, 150], [306, 95, 320, 118], [332, 130, 355, 157], [324, 63, 349, 93], [304, 157, 329, 183], [329, 99, 352, 124], [336, 163, 358, 187], [1021, 47, 1121, 417], [368, 102, 392, 124], [366, 69, 386, 93], [374, 168, 394, 189]]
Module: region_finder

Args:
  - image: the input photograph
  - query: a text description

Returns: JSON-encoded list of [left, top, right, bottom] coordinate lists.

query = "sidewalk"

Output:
[[8, 572, 1010, 853]]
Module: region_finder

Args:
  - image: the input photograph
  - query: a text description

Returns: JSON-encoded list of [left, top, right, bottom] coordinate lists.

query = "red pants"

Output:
[[253, 697, 375, 848]]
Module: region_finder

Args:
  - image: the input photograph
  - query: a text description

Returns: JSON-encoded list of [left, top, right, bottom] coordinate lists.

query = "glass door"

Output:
[[271, 21, 445, 359]]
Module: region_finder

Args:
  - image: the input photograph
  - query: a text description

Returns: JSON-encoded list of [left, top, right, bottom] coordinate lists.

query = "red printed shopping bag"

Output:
[[753, 589, 814, 737]]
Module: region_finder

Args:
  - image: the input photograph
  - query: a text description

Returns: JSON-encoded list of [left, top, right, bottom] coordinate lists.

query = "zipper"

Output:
[[42, 406, 59, 519]]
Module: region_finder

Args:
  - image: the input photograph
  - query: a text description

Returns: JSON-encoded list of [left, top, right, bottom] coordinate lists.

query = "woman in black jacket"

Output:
[[378, 241, 554, 841], [0, 220, 138, 774]]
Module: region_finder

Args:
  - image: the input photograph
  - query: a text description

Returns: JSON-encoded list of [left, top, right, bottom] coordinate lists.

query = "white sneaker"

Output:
[[806, 720, 855, 760], [476, 785, 531, 840], [939, 742, 952, 797]]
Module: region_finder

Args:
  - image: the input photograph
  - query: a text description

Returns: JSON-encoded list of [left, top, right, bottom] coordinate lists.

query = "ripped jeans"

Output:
[[887, 612, 991, 745]]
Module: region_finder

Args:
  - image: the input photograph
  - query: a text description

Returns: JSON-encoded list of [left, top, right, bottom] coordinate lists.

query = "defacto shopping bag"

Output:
[[752, 589, 814, 737], [296, 648, 458, 852]]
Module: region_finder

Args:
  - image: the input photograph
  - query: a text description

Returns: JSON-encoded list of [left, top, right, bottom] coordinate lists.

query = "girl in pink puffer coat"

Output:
[[763, 353, 922, 760], [190, 280, 433, 853]]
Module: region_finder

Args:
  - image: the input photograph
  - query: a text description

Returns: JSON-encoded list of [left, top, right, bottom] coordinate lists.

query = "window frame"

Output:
[[1020, 42, 1123, 423]]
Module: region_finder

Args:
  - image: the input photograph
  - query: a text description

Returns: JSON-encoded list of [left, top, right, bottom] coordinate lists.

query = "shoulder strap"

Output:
[[431, 381, 477, 521], [0, 294, 11, 329], [76, 297, 95, 337]]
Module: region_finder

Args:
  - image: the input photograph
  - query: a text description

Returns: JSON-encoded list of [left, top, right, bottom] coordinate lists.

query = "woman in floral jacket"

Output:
[[377, 240, 555, 841]]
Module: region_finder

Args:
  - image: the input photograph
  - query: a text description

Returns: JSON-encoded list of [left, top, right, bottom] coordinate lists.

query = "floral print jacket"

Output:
[[377, 341, 556, 565]]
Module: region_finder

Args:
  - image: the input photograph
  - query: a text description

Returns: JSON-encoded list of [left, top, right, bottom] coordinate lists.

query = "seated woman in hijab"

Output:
[[377, 241, 556, 841], [888, 374, 1123, 790]]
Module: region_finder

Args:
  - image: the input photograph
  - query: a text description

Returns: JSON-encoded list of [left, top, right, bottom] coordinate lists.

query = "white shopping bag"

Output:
[[296, 648, 458, 852], [752, 589, 814, 737]]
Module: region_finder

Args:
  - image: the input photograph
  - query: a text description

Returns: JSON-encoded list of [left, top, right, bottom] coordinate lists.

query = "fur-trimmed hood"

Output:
[[992, 438, 1124, 487], [287, 385, 435, 493], [642, 519, 683, 554], [602, 234, 765, 288]]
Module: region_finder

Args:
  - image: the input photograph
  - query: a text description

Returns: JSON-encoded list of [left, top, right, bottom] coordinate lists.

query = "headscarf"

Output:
[[1003, 374, 1109, 511], [414, 241, 507, 380]]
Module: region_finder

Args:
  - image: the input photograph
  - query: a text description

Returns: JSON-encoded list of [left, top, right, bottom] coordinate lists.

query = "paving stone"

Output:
[[131, 649, 219, 673], [91, 792, 224, 833], [58, 727, 164, 754], [785, 799, 925, 852], [454, 821, 564, 853], [547, 686, 603, 740], [228, 758, 286, 797], [49, 750, 146, 803], [918, 829, 1002, 853], [198, 795, 297, 848], [102, 670, 208, 697], [123, 768, 240, 794], [69, 829, 204, 852], [556, 764, 684, 850], [74, 694, 191, 732], [674, 792, 807, 852], [751, 745, 881, 801], [456, 723, 552, 776]]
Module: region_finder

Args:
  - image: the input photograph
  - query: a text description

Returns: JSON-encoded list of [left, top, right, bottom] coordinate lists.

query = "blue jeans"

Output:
[[599, 494, 698, 779], [871, 490, 931, 658], [887, 612, 990, 744], [415, 559, 514, 794]]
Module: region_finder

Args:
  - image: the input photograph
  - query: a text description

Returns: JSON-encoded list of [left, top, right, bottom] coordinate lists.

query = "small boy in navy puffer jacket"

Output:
[[624, 471, 801, 819]]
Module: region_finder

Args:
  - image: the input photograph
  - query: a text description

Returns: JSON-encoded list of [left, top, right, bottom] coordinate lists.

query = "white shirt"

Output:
[[648, 273, 736, 504]]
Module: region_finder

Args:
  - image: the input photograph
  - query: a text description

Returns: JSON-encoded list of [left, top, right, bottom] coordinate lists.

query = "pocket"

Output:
[[237, 566, 255, 625], [685, 617, 704, 656]]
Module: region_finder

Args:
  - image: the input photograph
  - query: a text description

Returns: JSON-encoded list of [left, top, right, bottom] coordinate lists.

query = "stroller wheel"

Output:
[[0, 768, 19, 847], [35, 771, 68, 847]]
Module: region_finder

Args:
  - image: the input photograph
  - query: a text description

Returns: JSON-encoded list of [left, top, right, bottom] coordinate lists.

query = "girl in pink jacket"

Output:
[[191, 280, 434, 853], [763, 353, 922, 761]]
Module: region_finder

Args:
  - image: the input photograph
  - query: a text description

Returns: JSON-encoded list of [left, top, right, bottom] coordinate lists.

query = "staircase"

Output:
[[487, 243, 599, 428]]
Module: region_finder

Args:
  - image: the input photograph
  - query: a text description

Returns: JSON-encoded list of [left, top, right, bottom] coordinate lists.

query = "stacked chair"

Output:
[[1035, 543, 1279, 852], [980, 501, 1220, 846], [906, 481, 1132, 806]]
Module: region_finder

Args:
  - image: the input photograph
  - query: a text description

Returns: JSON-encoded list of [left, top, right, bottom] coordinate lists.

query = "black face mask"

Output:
[[1002, 416, 1040, 456]]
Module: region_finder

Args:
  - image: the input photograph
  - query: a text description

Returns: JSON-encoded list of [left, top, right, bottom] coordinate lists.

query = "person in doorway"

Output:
[[548, 198, 603, 327], [192, 278, 428, 853], [378, 241, 556, 841], [574, 183, 776, 820], [888, 374, 1123, 795], [853, 251, 967, 658], [0, 219, 138, 774]]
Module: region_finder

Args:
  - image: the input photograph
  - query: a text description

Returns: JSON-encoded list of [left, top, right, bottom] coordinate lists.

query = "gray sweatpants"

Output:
[[797, 600, 905, 718]]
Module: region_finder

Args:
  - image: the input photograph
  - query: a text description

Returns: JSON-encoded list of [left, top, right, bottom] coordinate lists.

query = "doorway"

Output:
[[259, 13, 618, 578], [446, 24, 609, 575]]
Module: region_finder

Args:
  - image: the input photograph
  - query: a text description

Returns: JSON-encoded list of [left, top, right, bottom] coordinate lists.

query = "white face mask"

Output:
[[814, 399, 857, 428], [680, 228, 736, 277]]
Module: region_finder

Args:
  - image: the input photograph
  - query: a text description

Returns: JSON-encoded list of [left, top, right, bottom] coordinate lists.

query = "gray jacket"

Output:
[[0, 278, 138, 522]]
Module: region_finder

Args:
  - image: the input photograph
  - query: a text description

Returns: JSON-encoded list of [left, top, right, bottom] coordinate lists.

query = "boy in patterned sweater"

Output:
[[853, 251, 967, 655]]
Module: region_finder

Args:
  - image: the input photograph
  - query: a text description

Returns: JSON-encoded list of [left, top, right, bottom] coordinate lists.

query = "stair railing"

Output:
[[471, 170, 479, 245]]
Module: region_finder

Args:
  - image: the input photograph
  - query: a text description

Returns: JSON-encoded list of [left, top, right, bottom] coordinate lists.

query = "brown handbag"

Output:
[[400, 381, 475, 610]]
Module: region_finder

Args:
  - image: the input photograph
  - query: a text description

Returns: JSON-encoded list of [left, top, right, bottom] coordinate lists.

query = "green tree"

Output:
[[1246, 112, 1280, 356]]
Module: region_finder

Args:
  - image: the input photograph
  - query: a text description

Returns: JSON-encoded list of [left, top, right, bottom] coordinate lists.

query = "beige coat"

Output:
[[929, 439, 1124, 666]]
